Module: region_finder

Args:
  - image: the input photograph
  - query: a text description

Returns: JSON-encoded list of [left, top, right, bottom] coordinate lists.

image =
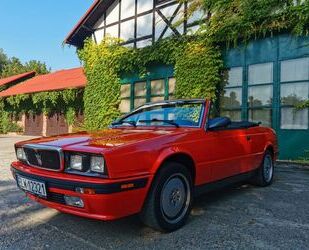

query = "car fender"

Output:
[[263, 141, 277, 159], [149, 146, 196, 175]]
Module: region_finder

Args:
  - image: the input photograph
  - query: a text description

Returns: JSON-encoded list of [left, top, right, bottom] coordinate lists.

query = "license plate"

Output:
[[17, 175, 47, 198]]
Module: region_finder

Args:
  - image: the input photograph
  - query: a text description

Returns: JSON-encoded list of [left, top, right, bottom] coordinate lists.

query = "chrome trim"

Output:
[[22, 144, 64, 172]]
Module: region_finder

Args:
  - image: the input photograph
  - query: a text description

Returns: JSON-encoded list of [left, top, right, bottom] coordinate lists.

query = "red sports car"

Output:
[[11, 99, 278, 231]]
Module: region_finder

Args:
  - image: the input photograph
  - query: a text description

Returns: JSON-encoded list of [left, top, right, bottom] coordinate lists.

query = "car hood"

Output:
[[17, 127, 192, 150]]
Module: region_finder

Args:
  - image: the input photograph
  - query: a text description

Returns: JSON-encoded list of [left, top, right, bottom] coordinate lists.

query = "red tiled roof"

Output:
[[0, 67, 86, 97], [0, 71, 36, 88]]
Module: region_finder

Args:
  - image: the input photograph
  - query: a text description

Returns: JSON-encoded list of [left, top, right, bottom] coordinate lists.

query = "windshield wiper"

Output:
[[139, 119, 179, 128], [111, 120, 137, 127]]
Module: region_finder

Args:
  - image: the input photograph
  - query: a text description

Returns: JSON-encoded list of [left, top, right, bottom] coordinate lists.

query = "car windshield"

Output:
[[113, 101, 204, 128]]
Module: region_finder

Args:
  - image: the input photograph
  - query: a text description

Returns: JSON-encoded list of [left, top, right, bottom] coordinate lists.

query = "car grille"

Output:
[[47, 192, 66, 204], [23, 146, 62, 171]]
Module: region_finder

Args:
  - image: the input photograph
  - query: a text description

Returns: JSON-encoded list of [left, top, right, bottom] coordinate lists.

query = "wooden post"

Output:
[[42, 114, 48, 137]]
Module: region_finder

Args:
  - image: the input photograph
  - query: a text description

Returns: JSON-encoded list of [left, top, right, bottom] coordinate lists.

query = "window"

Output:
[[187, 1, 205, 25], [221, 67, 243, 121], [120, 19, 135, 41], [221, 110, 241, 121], [134, 81, 147, 108], [119, 84, 131, 113], [137, 0, 153, 14], [280, 58, 309, 129], [121, 0, 135, 19], [137, 13, 153, 38], [105, 24, 119, 38], [281, 58, 309, 82], [168, 77, 176, 95], [151, 79, 165, 102], [248, 109, 272, 127], [248, 63, 273, 126], [94, 29, 104, 43], [105, 0, 119, 25], [119, 77, 176, 113], [92, 0, 193, 47], [136, 38, 153, 48], [248, 63, 273, 85]]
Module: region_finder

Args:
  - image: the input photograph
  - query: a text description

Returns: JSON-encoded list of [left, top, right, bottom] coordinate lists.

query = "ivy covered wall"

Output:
[[0, 89, 83, 133], [78, 36, 224, 130], [78, 0, 309, 131]]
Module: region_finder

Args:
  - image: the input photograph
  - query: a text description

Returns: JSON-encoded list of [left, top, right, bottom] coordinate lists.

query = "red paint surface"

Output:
[[12, 100, 278, 220]]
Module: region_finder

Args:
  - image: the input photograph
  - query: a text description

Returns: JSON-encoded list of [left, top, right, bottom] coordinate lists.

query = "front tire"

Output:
[[140, 162, 193, 232], [253, 150, 274, 187]]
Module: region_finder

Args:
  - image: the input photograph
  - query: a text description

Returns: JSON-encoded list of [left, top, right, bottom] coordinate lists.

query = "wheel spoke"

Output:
[[160, 173, 191, 224], [263, 155, 273, 183]]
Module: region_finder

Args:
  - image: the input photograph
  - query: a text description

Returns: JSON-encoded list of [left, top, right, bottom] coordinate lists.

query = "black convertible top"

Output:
[[228, 121, 260, 129]]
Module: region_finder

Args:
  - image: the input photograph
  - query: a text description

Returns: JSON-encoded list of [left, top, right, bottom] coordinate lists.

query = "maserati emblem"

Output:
[[34, 150, 42, 166]]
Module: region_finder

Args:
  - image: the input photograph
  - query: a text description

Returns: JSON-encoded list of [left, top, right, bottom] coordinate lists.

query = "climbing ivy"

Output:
[[0, 88, 83, 133], [78, 0, 309, 130], [174, 39, 224, 100], [78, 35, 223, 130]]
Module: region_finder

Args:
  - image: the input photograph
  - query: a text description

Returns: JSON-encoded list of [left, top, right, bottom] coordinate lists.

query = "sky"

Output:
[[0, 0, 94, 71]]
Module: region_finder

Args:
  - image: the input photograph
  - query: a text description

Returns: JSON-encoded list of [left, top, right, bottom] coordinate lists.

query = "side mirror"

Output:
[[208, 117, 231, 130]]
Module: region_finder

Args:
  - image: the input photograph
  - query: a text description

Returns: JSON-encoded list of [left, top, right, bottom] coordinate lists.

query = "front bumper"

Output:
[[11, 162, 151, 221]]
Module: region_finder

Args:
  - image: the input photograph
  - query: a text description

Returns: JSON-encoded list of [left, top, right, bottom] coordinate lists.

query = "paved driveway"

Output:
[[0, 135, 309, 250]]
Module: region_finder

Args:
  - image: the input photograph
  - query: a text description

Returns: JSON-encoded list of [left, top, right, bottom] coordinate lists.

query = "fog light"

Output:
[[64, 195, 84, 208]]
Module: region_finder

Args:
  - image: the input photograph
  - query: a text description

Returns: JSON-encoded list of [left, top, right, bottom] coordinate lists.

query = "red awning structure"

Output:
[[0, 67, 86, 97], [0, 71, 36, 88]]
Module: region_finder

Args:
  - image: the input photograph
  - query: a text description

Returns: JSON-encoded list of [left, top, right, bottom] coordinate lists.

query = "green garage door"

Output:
[[223, 34, 309, 160]]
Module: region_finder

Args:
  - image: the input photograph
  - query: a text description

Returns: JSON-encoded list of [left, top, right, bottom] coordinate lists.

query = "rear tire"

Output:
[[140, 162, 193, 232], [252, 150, 274, 187]]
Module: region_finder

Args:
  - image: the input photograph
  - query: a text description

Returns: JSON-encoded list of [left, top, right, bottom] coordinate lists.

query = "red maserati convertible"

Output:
[[11, 99, 278, 231]]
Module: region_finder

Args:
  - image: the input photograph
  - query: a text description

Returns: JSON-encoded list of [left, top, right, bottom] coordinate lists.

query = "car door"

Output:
[[245, 126, 268, 171], [203, 128, 251, 181]]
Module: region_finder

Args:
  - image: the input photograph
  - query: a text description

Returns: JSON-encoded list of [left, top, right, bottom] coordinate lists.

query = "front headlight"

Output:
[[90, 156, 105, 173], [70, 155, 83, 171], [66, 153, 106, 175], [16, 147, 27, 161]]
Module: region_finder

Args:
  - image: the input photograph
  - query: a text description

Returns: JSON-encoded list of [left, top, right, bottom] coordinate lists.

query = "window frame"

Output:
[[119, 75, 176, 114], [247, 62, 274, 127], [221, 67, 243, 121], [92, 0, 206, 47], [279, 57, 309, 130]]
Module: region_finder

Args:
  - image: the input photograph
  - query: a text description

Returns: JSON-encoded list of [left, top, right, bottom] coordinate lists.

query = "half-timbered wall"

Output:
[[92, 0, 205, 48]]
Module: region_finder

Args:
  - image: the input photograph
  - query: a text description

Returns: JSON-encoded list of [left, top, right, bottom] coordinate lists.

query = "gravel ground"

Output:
[[0, 135, 309, 250]]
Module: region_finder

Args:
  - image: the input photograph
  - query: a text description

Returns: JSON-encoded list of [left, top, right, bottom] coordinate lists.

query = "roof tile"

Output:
[[0, 71, 36, 88], [0, 67, 86, 97]]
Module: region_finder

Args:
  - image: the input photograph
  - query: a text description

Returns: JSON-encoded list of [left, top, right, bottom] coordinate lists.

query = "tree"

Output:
[[1, 57, 25, 77], [1, 56, 50, 78], [24, 60, 49, 75], [0, 49, 9, 74]]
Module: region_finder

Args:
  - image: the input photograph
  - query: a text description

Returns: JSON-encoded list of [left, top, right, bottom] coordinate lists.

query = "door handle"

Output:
[[246, 135, 251, 141]]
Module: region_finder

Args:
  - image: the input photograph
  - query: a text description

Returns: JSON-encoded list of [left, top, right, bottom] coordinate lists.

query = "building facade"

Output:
[[65, 0, 309, 160], [0, 68, 86, 136]]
